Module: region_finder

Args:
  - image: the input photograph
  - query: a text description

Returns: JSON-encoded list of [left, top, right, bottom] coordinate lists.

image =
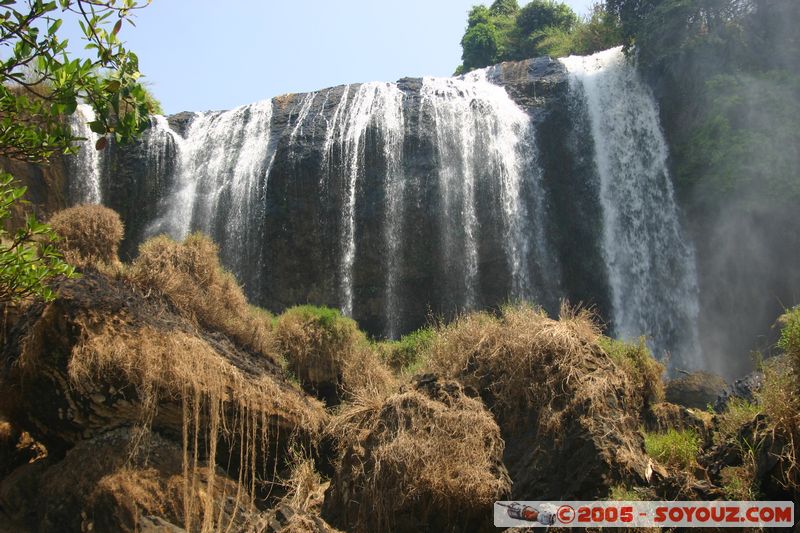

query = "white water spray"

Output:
[[562, 47, 701, 367]]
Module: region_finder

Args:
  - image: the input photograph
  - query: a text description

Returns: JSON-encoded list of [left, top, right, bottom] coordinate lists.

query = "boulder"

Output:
[[0, 272, 326, 458], [0, 427, 265, 533], [645, 402, 715, 445], [665, 371, 727, 410]]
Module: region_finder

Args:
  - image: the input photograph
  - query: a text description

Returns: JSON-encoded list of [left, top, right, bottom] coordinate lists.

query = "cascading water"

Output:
[[147, 100, 274, 290], [72, 48, 704, 367], [334, 83, 405, 319], [561, 47, 700, 367], [67, 104, 103, 204], [420, 70, 555, 308]]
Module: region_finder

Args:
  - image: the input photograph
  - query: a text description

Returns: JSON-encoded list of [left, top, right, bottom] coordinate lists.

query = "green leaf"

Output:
[[88, 120, 106, 135], [48, 18, 62, 35]]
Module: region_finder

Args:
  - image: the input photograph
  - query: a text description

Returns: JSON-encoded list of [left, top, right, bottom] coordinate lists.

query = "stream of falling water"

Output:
[[562, 47, 700, 367]]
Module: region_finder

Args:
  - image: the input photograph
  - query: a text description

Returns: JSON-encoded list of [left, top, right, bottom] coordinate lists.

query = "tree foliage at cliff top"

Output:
[[457, 0, 622, 72], [606, 0, 800, 211], [0, 0, 155, 304]]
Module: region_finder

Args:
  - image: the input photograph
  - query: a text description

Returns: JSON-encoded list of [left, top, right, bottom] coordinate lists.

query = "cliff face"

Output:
[[53, 50, 704, 372], [0, 156, 69, 229], [93, 57, 617, 339]]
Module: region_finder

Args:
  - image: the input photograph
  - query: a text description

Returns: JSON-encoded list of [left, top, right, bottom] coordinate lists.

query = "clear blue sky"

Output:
[[67, 0, 596, 114]]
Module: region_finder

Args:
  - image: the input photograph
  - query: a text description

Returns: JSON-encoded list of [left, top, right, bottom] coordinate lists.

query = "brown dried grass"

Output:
[[280, 448, 327, 514], [128, 233, 274, 358], [326, 380, 509, 532], [93, 467, 176, 522], [757, 362, 800, 493], [49, 204, 124, 269], [0, 418, 14, 447], [58, 321, 326, 532], [424, 302, 620, 432], [274, 306, 394, 404]]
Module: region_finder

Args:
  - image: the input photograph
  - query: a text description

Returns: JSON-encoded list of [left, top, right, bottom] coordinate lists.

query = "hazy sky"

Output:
[[64, 0, 596, 114]]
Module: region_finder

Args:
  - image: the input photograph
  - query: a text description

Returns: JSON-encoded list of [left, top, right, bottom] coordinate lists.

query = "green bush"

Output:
[[643, 428, 701, 469], [377, 327, 435, 373], [713, 398, 761, 446], [457, 0, 622, 72], [600, 336, 664, 410]]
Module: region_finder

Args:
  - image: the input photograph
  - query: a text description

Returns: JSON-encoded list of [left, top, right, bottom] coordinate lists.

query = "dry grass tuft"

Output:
[[93, 467, 176, 522], [600, 336, 665, 412], [325, 377, 509, 532], [756, 360, 800, 493], [777, 306, 800, 376], [128, 233, 274, 358], [49, 204, 124, 269], [274, 305, 394, 405], [0, 418, 14, 447], [280, 448, 327, 514], [424, 302, 619, 430], [421, 302, 653, 498], [714, 398, 761, 446]]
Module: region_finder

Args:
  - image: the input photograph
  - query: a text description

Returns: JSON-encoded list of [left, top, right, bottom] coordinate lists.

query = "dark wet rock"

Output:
[[665, 371, 728, 410]]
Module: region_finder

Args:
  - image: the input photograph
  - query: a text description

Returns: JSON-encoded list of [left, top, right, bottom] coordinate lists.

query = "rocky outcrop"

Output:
[[0, 272, 325, 455], [665, 371, 728, 410], [0, 271, 328, 530]]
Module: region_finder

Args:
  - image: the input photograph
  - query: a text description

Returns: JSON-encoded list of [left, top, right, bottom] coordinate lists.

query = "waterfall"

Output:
[[67, 104, 103, 204], [147, 100, 275, 289], [379, 89, 406, 339], [561, 47, 701, 367], [288, 92, 318, 146], [420, 70, 554, 309], [75, 49, 706, 362], [330, 82, 406, 319]]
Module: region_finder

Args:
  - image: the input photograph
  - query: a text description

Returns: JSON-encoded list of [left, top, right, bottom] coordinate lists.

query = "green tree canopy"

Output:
[[515, 0, 578, 36], [490, 0, 520, 16], [0, 0, 155, 304], [457, 0, 615, 72], [461, 19, 503, 71]]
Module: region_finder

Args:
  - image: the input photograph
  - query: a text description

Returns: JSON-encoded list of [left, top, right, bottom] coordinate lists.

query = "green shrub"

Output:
[[778, 306, 800, 376], [714, 398, 761, 446], [643, 428, 701, 469], [377, 327, 435, 373], [600, 336, 664, 411]]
